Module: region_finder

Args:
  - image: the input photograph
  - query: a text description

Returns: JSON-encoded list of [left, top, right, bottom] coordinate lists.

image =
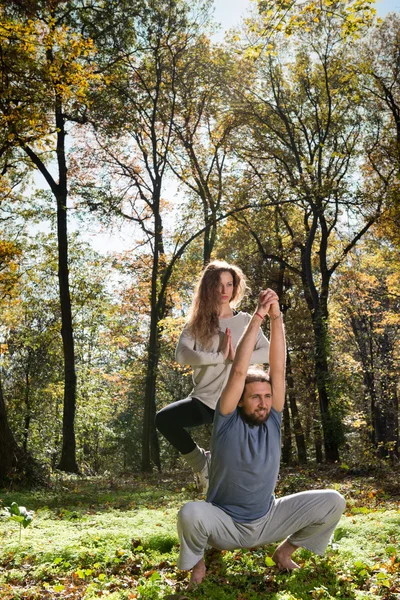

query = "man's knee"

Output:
[[326, 490, 346, 516], [178, 502, 206, 530]]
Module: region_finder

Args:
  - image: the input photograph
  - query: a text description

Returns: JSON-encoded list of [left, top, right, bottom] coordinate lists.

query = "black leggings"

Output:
[[155, 397, 215, 455]]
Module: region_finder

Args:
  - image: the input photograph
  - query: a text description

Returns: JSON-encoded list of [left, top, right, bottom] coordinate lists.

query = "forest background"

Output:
[[0, 0, 399, 484]]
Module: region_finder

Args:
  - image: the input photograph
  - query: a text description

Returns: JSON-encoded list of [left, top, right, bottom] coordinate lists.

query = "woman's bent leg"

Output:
[[155, 397, 214, 455]]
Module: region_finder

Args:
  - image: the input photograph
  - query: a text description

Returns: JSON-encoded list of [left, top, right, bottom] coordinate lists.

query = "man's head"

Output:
[[238, 368, 272, 426]]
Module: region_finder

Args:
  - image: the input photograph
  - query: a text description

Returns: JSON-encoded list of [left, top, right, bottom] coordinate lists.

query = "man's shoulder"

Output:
[[268, 407, 283, 429], [214, 401, 239, 429]]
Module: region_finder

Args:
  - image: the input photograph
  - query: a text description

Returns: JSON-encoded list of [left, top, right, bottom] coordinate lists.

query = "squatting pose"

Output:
[[177, 288, 346, 583]]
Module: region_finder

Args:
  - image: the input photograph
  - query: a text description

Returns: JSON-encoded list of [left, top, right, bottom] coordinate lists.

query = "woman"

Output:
[[155, 260, 270, 491]]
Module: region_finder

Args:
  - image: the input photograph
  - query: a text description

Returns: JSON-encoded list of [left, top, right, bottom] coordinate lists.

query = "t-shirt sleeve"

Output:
[[269, 407, 283, 430], [175, 325, 227, 367], [213, 399, 238, 434]]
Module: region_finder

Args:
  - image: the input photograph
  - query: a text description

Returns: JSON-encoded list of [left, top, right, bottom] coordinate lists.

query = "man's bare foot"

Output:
[[272, 540, 301, 571], [189, 558, 206, 585]]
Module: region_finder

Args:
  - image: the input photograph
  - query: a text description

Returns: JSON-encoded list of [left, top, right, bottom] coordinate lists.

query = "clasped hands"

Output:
[[221, 327, 235, 361], [256, 288, 280, 320], [221, 289, 279, 361]]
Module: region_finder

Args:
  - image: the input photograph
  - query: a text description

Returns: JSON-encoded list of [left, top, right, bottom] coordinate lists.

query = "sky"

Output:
[[213, 0, 399, 37], [85, 0, 399, 254], [31, 0, 400, 256]]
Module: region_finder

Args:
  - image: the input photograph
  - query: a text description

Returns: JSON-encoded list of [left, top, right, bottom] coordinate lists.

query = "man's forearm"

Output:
[[269, 314, 286, 376], [231, 313, 263, 376]]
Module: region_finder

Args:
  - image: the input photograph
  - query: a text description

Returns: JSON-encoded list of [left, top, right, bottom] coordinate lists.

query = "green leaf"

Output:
[[265, 556, 276, 566], [10, 503, 21, 516]]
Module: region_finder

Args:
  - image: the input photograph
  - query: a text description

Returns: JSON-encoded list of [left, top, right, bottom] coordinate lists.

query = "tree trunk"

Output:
[[55, 189, 78, 473], [311, 308, 340, 462], [203, 210, 217, 265], [350, 313, 377, 446], [375, 332, 399, 458], [23, 93, 79, 473], [310, 383, 324, 463], [350, 313, 399, 459], [286, 350, 307, 463], [141, 309, 161, 472], [23, 370, 31, 454], [141, 206, 162, 472], [281, 401, 292, 464], [54, 90, 78, 473]]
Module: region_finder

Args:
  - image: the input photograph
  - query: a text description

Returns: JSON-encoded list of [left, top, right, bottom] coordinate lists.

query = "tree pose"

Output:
[[177, 289, 345, 583], [155, 260, 269, 490]]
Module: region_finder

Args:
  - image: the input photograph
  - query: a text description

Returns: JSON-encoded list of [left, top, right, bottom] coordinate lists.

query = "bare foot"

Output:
[[272, 540, 301, 571], [189, 558, 206, 586]]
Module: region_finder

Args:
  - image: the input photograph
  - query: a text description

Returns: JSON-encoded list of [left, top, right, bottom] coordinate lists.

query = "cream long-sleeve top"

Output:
[[175, 311, 270, 410]]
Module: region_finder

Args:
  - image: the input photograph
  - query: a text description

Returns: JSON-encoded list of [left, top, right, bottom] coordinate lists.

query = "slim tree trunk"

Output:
[[141, 205, 162, 472], [286, 350, 307, 463], [23, 370, 31, 454], [22, 94, 78, 473], [56, 190, 78, 473], [301, 232, 340, 463], [54, 103, 78, 473], [350, 314, 377, 446], [282, 401, 292, 464], [375, 332, 399, 458], [310, 384, 324, 463], [141, 309, 161, 472], [312, 308, 340, 462]]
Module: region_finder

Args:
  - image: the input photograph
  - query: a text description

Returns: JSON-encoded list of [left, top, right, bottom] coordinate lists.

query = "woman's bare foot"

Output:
[[272, 540, 301, 571], [189, 558, 206, 585]]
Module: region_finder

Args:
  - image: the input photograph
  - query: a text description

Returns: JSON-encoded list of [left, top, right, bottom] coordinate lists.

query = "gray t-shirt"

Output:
[[206, 401, 282, 523]]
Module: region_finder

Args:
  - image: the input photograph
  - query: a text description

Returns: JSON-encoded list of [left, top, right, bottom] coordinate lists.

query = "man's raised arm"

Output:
[[220, 289, 278, 415], [269, 301, 286, 413]]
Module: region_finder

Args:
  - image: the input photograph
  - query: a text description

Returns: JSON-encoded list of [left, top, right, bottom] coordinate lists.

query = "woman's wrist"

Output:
[[255, 311, 264, 321]]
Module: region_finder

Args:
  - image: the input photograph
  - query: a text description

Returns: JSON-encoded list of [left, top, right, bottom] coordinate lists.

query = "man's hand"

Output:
[[221, 328, 232, 360], [256, 289, 280, 319]]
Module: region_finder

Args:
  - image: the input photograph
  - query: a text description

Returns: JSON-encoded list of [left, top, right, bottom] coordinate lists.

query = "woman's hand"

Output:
[[228, 337, 235, 362], [221, 328, 232, 360]]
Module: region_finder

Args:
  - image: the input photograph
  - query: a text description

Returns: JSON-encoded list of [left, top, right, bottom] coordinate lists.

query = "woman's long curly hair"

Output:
[[187, 260, 248, 349]]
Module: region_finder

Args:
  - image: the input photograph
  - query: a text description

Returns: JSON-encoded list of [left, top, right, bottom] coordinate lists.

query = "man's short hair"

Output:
[[239, 367, 271, 404]]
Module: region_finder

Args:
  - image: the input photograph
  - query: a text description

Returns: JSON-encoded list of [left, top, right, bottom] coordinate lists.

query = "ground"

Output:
[[0, 464, 399, 600]]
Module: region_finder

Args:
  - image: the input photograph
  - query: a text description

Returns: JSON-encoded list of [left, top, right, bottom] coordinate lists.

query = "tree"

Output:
[[331, 234, 399, 459], [0, 232, 43, 484], [227, 0, 385, 461], [74, 0, 218, 471], [0, 1, 108, 471], [167, 36, 238, 264]]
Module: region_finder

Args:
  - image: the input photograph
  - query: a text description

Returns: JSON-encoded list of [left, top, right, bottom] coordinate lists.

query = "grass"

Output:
[[0, 466, 399, 599]]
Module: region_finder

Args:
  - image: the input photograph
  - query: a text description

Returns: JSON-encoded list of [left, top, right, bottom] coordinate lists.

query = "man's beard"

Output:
[[239, 407, 271, 426]]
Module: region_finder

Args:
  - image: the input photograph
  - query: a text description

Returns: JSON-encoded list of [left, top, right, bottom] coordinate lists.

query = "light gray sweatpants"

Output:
[[177, 489, 346, 570]]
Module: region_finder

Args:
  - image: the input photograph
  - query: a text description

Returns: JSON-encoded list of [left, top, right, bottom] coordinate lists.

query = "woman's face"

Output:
[[217, 271, 234, 306]]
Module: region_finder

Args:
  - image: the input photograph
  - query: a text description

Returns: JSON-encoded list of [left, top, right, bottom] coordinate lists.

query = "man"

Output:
[[177, 289, 345, 584]]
